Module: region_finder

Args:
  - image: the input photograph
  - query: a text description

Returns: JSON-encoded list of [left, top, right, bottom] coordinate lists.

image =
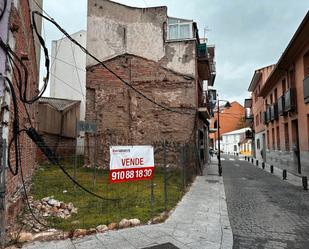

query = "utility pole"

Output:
[[217, 97, 222, 176]]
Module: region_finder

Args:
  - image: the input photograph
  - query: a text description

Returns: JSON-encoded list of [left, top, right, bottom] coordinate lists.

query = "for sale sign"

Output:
[[109, 145, 154, 183]]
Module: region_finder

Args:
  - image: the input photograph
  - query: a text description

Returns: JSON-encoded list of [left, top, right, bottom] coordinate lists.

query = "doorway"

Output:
[[291, 119, 301, 174]]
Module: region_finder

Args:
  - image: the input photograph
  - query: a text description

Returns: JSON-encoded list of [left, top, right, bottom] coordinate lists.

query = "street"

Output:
[[222, 155, 309, 249]]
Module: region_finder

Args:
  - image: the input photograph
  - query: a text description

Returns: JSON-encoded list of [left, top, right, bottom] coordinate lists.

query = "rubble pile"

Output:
[[31, 196, 78, 220]]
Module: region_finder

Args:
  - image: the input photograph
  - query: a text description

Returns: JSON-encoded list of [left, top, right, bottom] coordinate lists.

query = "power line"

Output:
[[70, 42, 85, 101], [32, 11, 195, 116], [50, 72, 85, 97]]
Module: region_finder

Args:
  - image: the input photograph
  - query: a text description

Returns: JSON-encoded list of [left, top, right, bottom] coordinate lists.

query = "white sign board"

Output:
[[109, 145, 154, 183]]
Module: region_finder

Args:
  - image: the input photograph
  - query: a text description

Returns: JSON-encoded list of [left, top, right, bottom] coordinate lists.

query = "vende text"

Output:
[[121, 158, 144, 167]]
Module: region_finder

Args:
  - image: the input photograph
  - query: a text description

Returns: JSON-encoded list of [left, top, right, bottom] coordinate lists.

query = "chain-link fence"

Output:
[[16, 139, 201, 234]]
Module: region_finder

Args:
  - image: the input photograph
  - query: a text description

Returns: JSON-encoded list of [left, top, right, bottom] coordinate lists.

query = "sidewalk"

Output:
[[247, 156, 304, 188], [23, 159, 233, 249]]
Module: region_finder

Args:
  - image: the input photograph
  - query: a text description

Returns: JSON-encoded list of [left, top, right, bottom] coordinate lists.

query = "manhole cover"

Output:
[[143, 243, 180, 249], [206, 179, 219, 183]]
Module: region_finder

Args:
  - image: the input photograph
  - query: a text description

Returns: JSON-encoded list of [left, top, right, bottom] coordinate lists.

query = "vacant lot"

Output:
[[30, 160, 184, 231]]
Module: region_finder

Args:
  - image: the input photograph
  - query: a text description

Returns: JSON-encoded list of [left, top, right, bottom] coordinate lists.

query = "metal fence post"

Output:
[[181, 144, 186, 191], [93, 132, 97, 188], [163, 140, 168, 212], [0, 139, 7, 248], [74, 120, 78, 190], [150, 177, 154, 218]]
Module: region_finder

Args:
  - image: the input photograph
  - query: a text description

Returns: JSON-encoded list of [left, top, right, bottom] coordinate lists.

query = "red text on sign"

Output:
[[121, 158, 144, 167]]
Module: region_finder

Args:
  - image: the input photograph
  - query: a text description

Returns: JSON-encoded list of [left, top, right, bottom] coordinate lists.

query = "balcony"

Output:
[[284, 88, 296, 112], [197, 44, 216, 85], [278, 95, 285, 115], [197, 43, 207, 58], [304, 76, 309, 104], [198, 90, 211, 119], [263, 110, 270, 124]]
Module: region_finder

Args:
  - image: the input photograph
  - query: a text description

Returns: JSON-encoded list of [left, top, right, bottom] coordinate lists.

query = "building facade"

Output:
[[220, 128, 251, 155], [247, 65, 275, 162], [209, 101, 245, 149], [85, 0, 216, 168], [248, 11, 309, 177], [50, 30, 87, 151], [0, 0, 43, 240]]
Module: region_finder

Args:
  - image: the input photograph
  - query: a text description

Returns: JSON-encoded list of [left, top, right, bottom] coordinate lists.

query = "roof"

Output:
[[248, 64, 275, 91], [259, 11, 309, 97], [39, 97, 80, 112], [222, 127, 251, 136]]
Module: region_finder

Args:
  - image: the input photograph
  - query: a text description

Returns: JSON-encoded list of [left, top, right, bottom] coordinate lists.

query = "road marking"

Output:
[[221, 158, 225, 161], [235, 163, 240, 167], [230, 158, 235, 161]]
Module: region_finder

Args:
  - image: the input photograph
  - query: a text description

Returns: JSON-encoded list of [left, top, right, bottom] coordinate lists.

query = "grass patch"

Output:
[[30, 159, 184, 231]]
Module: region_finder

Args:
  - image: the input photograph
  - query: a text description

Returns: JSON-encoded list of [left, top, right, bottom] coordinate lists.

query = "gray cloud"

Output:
[[41, 0, 309, 105]]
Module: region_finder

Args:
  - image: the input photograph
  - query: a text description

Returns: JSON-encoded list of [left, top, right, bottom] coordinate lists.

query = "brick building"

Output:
[[209, 101, 245, 149], [247, 65, 275, 161], [247, 11, 309, 177], [85, 0, 216, 168], [0, 0, 43, 241]]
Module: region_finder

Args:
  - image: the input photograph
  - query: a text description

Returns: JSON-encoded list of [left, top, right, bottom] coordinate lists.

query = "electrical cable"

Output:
[[32, 11, 195, 116], [0, 75, 21, 176], [0, 0, 7, 21]]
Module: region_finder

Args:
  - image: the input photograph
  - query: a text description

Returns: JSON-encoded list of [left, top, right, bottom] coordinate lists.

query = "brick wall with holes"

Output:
[[85, 54, 197, 167], [4, 1, 40, 229]]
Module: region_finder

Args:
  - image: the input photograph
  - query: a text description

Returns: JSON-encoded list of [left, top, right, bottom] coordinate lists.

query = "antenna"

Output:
[[201, 26, 211, 43]]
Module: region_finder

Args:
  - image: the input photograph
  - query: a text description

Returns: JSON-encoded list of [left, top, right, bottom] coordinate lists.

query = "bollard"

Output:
[[302, 176, 308, 190], [251, 158, 253, 164], [245, 156, 247, 160], [282, 169, 287, 180], [256, 160, 259, 166], [262, 162, 265, 169], [270, 165, 274, 174]]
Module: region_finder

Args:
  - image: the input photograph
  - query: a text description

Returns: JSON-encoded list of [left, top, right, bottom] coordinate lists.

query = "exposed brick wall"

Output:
[[4, 1, 40, 228], [85, 54, 197, 167]]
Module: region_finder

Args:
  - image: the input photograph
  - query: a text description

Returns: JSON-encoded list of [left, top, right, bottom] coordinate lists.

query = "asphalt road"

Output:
[[222, 155, 309, 249]]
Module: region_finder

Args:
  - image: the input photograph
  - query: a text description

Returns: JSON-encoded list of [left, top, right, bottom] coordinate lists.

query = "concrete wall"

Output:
[[86, 0, 197, 77], [50, 30, 86, 120], [87, 0, 167, 66]]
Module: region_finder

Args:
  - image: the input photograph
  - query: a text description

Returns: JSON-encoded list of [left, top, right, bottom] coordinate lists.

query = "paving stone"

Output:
[[223, 155, 309, 249]]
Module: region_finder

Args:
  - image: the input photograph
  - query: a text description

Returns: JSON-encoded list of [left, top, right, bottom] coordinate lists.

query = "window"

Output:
[[234, 145, 237, 151], [257, 139, 260, 150], [167, 18, 193, 40], [270, 93, 273, 104], [274, 88, 278, 102], [282, 78, 286, 94]]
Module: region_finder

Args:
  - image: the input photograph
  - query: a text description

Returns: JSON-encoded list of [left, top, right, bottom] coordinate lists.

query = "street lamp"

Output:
[[217, 97, 231, 176]]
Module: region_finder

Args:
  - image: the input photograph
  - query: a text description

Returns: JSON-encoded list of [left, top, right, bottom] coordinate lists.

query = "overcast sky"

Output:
[[40, 0, 309, 105]]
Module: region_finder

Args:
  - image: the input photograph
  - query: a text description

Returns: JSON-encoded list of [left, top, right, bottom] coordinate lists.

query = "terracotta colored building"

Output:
[[247, 65, 275, 161], [0, 0, 43, 240], [248, 11, 309, 177], [209, 101, 245, 149]]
